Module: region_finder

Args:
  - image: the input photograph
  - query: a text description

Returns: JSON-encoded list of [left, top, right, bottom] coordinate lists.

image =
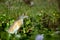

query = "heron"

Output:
[[6, 15, 28, 37]]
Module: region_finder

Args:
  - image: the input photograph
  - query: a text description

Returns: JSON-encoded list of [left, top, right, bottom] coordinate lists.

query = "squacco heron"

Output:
[[7, 15, 28, 35]]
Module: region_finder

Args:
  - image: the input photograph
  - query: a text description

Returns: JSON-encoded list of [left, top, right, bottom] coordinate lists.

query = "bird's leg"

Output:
[[15, 31, 21, 38], [15, 31, 18, 35]]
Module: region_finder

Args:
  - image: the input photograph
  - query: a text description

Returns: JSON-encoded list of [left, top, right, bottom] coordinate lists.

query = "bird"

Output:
[[6, 14, 28, 35]]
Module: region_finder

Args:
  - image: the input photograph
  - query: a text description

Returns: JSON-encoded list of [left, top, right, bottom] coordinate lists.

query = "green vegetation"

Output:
[[0, 0, 60, 40]]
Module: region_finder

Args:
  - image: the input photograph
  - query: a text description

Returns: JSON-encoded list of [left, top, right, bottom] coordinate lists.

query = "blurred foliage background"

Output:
[[0, 0, 60, 40]]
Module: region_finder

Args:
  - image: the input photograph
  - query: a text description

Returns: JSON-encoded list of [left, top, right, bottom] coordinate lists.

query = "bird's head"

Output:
[[18, 13, 28, 20], [20, 15, 28, 19]]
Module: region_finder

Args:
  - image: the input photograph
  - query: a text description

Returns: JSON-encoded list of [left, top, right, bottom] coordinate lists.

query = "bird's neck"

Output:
[[20, 18, 24, 24]]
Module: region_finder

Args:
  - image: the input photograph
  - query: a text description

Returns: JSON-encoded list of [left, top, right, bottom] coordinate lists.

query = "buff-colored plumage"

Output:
[[7, 15, 28, 34], [8, 19, 23, 34]]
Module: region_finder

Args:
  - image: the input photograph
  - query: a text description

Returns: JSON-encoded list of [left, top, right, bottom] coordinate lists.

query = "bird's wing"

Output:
[[7, 20, 23, 34]]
